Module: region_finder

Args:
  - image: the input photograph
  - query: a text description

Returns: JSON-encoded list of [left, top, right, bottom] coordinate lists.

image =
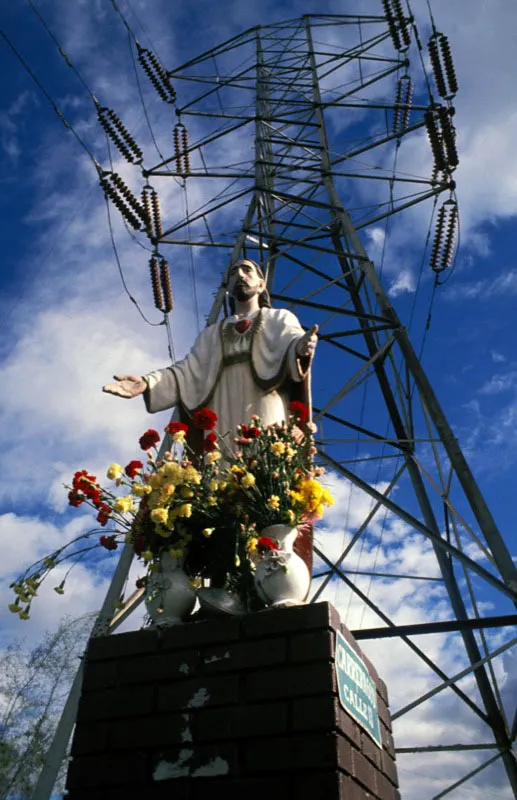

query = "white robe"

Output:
[[144, 308, 310, 437]]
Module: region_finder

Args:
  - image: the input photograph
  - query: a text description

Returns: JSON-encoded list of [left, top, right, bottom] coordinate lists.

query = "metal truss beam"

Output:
[[353, 615, 517, 639]]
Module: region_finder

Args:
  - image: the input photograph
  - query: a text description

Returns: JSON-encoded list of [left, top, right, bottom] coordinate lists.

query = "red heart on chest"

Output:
[[235, 319, 251, 333]]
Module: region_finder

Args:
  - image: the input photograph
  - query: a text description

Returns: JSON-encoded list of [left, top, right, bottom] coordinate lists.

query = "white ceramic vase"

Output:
[[145, 552, 196, 626], [254, 524, 311, 607]]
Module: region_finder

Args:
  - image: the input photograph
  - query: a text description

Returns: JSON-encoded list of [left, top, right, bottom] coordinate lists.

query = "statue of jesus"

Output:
[[103, 259, 318, 445]]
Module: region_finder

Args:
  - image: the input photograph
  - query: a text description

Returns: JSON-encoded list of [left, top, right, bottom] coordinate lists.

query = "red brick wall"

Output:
[[66, 602, 399, 800]]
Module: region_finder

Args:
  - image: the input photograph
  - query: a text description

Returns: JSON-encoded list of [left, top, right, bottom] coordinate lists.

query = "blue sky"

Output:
[[0, 1, 516, 798]]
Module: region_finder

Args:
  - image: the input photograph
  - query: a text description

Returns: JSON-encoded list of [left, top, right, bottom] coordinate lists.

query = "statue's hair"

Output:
[[225, 258, 272, 314]]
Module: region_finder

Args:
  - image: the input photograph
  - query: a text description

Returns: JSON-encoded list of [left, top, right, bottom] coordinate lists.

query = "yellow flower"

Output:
[[285, 446, 296, 462], [267, 495, 280, 510], [178, 503, 192, 518], [143, 485, 152, 495], [173, 430, 186, 444], [151, 507, 168, 524], [162, 463, 183, 482], [132, 482, 146, 497], [246, 537, 258, 553], [299, 478, 323, 498], [241, 472, 255, 488], [209, 480, 219, 492], [180, 487, 194, 499], [291, 478, 324, 512], [206, 451, 221, 464], [162, 483, 176, 497], [8, 603, 21, 614], [203, 527, 214, 537], [271, 442, 285, 456], [107, 463, 123, 480], [149, 473, 163, 488], [284, 509, 296, 524], [114, 495, 134, 513], [184, 466, 201, 484], [206, 496, 218, 507], [321, 488, 335, 507]]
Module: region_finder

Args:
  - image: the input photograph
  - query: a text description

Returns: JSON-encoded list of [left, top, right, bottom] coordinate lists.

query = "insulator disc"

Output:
[[440, 36, 458, 97], [150, 257, 164, 311], [160, 259, 174, 312]]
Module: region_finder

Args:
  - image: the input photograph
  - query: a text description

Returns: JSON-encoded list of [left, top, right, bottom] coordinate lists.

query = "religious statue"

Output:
[[103, 259, 318, 449]]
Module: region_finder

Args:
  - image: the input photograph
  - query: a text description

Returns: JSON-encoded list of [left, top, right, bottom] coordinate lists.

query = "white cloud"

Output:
[[478, 371, 517, 396], [388, 270, 416, 297], [445, 270, 517, 303]]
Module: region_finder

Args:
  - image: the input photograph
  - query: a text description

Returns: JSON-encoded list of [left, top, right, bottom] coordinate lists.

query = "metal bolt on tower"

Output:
[[34, 8, 517, 800]]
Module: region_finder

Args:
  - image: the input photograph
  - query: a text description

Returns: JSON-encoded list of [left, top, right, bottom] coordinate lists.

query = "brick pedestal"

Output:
[[66, 602, 399, 799]]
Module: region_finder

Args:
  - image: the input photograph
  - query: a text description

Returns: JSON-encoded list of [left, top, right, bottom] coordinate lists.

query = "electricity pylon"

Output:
[[34, 9, 517, 800]]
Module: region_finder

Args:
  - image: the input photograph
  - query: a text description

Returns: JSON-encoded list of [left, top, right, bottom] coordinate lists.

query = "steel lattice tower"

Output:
[[34, 10, 517, 800]]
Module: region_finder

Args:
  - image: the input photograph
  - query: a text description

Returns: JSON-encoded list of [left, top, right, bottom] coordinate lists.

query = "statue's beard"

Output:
[[233, 283, 258, 302]]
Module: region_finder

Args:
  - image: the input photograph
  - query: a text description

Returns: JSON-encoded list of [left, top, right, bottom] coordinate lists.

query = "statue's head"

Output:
[[225, 258, 272, 314]]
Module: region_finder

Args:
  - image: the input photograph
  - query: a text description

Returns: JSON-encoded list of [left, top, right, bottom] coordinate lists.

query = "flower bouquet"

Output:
[[9, 402, 334, 621]]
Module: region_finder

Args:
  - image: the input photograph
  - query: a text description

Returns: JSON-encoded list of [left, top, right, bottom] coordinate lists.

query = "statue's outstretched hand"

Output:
[[102, 375, 147, 399], [296, 324, 319, 358]]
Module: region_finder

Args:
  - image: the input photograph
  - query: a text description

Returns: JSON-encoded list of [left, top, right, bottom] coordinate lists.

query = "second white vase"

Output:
[[254, 524, 311, 607], [145, 552, 196, 626]]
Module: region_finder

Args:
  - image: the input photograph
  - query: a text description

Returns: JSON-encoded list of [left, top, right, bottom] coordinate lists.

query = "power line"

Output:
[[103, 192, 165, 328], [0, 25, 99, 167], [18, 0, 183, 345], [25, 0, 98, 104]]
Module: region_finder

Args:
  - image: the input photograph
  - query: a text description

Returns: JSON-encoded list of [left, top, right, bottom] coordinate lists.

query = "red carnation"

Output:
[[165, 421, 189, 436], [139, 429, 161, 451], [100, 535, 118, 551], [73, 470, 97, 491], [203, 432, 217, 452], [89, 491, 103, 508], [96, 503, 111, 526], [193, 407, 217, 431], [125, 460, 144, 479], [257, 536, 279, 553], [68, 490, 84, 508], [288, 400, 309, 423], [248, 426, 261, 438]]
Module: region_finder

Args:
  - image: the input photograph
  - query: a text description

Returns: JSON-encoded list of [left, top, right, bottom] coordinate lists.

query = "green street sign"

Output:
[[335, 630, 382, 748]]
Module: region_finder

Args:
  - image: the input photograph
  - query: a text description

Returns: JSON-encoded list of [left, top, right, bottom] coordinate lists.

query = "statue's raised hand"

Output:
[[296, 324, 319, 358], [102, 375, 147, 399]]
